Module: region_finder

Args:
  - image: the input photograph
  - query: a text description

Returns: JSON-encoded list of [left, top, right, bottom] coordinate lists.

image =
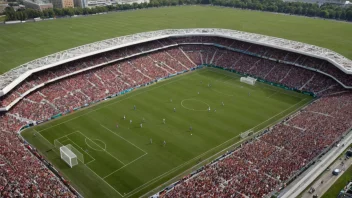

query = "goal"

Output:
[[240, 129, 253, 139], [240, 76, 257, 85], [55, 140, 84, 166], [60, 146, 78, 168]]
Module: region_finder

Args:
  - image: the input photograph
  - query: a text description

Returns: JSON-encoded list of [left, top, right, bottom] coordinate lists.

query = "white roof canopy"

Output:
[[0, 28, 351, 96]]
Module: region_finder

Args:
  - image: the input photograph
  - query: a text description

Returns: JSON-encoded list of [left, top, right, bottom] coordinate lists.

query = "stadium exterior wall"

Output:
[[0, 41, 351, 112], [0, 28, 351, 97]]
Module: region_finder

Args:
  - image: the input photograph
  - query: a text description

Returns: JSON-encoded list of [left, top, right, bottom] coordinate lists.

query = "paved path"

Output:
[[301, 156, 352, 197], [279, 129, 352, 198]]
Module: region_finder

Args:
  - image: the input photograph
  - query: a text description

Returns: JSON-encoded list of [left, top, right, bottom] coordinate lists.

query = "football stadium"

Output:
[[0, 6, 352, 198]]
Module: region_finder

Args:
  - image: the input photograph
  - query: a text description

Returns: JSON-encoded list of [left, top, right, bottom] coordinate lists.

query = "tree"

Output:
[[3, 0, 352, 22], [346, 10, 352, 21], [48, 9, 55, 18], [340, 10, 346, 20], [307, 8, 316, 16], [319, 10, 329, 18], [328, 9, 335, 19], [295, 6, 303, 15], [74, 7, 83, 15], [5, 7, 16, 21], [54, 8, 64, 17]]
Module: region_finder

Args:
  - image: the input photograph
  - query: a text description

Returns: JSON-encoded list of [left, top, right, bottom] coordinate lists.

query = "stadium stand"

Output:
[[162, 92, 352, 198], [0, 35, 351, 197]]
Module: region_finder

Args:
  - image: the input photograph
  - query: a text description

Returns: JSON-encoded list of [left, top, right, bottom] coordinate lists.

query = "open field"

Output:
[[21, 67, 312, 197], [322, 161, 352, 198], [0, 6, 352, 74]]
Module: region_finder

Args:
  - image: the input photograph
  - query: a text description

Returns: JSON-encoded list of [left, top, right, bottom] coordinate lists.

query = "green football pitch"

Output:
[[1, 6, 352, 74], [21, 67, 313, 197]]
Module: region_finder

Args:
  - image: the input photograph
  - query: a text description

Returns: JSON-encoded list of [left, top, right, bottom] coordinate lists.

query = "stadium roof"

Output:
[[0, 28, 351, 96]]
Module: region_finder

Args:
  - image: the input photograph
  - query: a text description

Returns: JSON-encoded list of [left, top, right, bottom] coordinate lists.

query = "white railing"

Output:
[[1, 28, 351, 97], [1, 42, 351, 112]]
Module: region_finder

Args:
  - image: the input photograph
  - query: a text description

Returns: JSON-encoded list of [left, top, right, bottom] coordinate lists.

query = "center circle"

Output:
[[181, 99, 210, 111]]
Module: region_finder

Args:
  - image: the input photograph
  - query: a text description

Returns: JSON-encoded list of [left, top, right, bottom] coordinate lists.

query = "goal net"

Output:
[[240, 76, 257, 85], [240, 129, 253, 139], [55, 139, 84, 167], [60, 146, 78, 168]]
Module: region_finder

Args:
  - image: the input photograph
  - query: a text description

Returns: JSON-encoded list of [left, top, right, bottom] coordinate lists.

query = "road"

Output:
[[279, 129, 352, 198], [301, 155, 352, 197]]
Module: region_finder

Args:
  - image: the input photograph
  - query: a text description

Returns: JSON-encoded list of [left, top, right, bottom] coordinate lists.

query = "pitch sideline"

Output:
[[124, 98, 309, 197]]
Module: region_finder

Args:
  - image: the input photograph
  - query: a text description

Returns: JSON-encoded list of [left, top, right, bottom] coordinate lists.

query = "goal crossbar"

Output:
[[240, 76, 257, 85], [60, 146, 78, 168]]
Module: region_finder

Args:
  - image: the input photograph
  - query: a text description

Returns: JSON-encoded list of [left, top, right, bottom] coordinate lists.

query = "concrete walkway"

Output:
[[301, 156, 352, 197], [279, 129, 352, 198]]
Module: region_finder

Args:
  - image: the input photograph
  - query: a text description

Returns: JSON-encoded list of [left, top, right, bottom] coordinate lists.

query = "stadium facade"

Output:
[[0, 28, 351, 112], [1, 28, 352, 197]]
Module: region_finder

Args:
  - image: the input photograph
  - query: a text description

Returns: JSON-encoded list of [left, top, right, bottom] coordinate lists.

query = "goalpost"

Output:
[[240, 129, 253, 139], [55, 139, 84, 168], [240, 76, 257, 85], [60, 146, 78, 168]]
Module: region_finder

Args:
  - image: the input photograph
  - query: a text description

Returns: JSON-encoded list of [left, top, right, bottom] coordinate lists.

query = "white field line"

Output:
[[30, 68, 309, 197], [65, 137, 95, 164], [54, 130, 79, 139], [266, 91, 278, 98], [222, 81, 245, 89], [260, 83, 305, 99], [210, 87, 234, 97], [85, 159, 96, 165], [207, 68, 241, 79], [208, 68, 305, 100], [60, 138, 88, 164], [84, 138, 106, 151], [202, 69, 240, 84], [103, 153, 148, 179], [205, 70, 241, 95], [84, 164, 125, 197], [36, 70, 206, 134], [33, 129, 123, 197], [77, 131, 125, 165], [33, 128, 53, 146], [222, 74, 241, 83], [214, 75, 231, 82], [100, 124, 147, 154], [124, 98, 308, 197], [53, 131, 96, 164], [180, 99, 210, 111]]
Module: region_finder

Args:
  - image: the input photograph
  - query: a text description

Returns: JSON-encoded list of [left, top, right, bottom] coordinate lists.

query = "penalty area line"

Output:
[[53, 130, 79, 140], [124, 97, 309, 197], [65, 136, 96, 164], [36, 70, 202, 134], [77, 131, 126, 166], [100, 125, 147, 154], [31, 129, 123, 196], [103, 152, 148, 179], [84, 164, 125, 197]]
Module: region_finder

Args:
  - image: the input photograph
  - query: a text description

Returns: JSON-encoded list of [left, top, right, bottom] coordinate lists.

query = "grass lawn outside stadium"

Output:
[[0, 6, 352, 74], [21, 67, 313, 197], [322, 165, 352, 198]]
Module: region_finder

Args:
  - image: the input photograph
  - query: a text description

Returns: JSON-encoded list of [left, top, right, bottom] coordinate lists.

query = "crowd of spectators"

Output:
[[1, 37, 350, 108], [174, 36, 352, 87], [6, 49, 197, 121], [181, 45, 341, 94], [0, 36, 351, 197], [0, 114, 75, 197], [164, 92, 352, 197]]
